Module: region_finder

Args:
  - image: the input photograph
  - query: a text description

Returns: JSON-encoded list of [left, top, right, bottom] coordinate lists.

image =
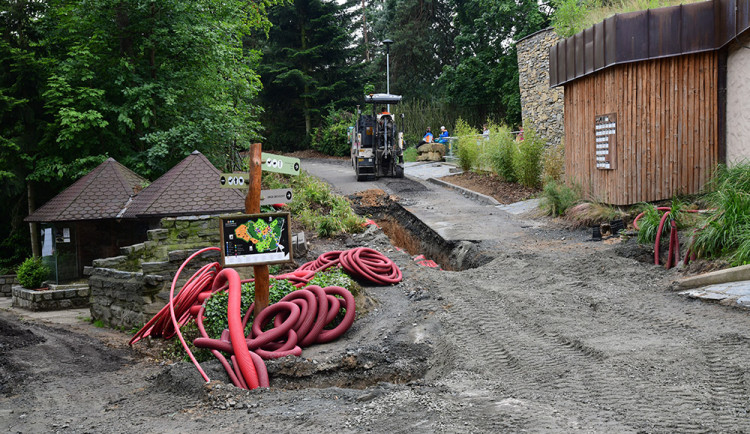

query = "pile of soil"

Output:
[[439, 171, 540, 204]]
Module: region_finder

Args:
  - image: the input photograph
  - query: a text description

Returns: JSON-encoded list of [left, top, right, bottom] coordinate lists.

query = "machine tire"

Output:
[[395, 164, 404, 178]]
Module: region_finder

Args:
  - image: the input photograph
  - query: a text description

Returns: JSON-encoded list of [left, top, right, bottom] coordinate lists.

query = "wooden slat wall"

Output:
[[564, 52, 718, 205]]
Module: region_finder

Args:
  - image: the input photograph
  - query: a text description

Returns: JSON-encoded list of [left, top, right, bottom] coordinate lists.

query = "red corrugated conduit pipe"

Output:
[[632, 206, 706, 270], [130, 246, 400, 390]]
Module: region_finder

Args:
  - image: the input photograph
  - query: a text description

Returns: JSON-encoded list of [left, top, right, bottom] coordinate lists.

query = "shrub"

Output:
[[513, 126, 545, 188], [454, 118, 480, 171], [542, 139, 565, 182], [308, 266, 361, 296], [487, 124, 518, 182], [17, 257, 50, 289], [311, 109, 355, 157], [541, 179, 580, 216]]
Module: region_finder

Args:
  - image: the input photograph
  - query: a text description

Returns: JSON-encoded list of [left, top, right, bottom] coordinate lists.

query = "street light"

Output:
[[383, 39, 393, 112]]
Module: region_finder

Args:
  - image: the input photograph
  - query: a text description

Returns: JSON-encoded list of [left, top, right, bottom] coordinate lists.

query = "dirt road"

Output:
[[2, 160, 749, 433]]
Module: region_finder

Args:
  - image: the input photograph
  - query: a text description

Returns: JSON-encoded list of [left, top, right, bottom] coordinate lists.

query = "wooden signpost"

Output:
[[243, 144, 300, 316]]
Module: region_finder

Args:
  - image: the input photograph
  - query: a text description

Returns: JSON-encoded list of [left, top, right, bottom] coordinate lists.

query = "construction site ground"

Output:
[[1, 158, 749, 433]]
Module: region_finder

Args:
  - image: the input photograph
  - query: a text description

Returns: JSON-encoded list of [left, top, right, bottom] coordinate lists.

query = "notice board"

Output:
[[220, 213, 293, 266]]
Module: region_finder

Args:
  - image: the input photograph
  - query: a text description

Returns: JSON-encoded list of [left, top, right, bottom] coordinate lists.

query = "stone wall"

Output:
[[12, 283, 90, 311], [89, 215, 224, 329], [1, 274, 18, 297], [517, 28, 565, 146]]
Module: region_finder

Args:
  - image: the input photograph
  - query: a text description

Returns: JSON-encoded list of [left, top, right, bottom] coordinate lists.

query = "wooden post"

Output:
[[247, 143, 270, 316]]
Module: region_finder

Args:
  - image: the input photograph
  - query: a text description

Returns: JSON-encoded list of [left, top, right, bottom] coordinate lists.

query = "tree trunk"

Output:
[[27, 182, 40, 258]]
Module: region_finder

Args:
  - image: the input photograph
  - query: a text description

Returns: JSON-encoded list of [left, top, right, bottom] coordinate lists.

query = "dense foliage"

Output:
[[254, 0, 363, 151], [16, 256, 50, 289], [1, 0, 281, 266], [689, 163, 750, 266]]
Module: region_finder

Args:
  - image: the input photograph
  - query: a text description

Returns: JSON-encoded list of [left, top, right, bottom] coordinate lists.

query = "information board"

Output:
[[594, 113, 617, 170], [219, 212, 293, 266]]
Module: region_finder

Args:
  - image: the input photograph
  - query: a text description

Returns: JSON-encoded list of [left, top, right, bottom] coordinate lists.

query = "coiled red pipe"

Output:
[[131, 246, 398, 390]]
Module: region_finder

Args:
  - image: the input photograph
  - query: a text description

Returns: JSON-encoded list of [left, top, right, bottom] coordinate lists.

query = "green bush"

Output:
[[541, 179, 580, 216], [487, 124, 518, 182], [513, 126, 545, 188], [454, 118, 480, 171], [311, 109, 355, 157], [17, 257, 50, 289], [308, 266, 361, 296]]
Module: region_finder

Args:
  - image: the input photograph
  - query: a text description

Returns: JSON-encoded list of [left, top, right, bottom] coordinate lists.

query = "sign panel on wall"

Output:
[[594, 114, 617, 170]]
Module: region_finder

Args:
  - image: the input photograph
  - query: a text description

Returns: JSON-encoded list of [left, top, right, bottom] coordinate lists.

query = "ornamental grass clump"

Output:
[[540, 179, 580, 217], [513, 126, 545, 188], [487, 124, 518, 182], [689, 162, 750, 265], [454, 118, 480, 171]]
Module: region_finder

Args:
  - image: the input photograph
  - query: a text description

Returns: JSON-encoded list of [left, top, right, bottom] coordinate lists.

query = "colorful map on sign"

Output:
[[234, 218, 283, 253]]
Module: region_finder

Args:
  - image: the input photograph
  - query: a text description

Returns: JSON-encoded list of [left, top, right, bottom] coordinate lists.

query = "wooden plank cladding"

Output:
[[564, 51, 718, 205]]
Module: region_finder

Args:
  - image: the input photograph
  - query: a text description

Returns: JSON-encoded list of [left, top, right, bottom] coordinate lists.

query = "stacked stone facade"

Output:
[[12, 284, 90, 311], [516, 28, 565, 146], [1, 275, 18, 297], [89, 215, 223, 329]]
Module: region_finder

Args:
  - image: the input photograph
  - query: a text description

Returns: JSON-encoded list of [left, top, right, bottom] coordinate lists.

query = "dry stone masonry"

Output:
[[12, 283, 90, 311], [1, 275, 18, 297], [516, 28, 564, 147], [89, 215, 223, 329]]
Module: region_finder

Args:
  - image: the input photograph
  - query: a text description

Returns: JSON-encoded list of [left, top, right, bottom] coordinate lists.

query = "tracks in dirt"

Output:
[[432, 249, 750, 432]]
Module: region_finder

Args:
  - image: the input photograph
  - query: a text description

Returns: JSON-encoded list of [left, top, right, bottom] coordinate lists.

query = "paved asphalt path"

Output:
[[300, 158, 538, 243]]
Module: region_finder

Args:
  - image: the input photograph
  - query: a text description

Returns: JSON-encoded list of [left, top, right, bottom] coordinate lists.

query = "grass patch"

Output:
[[403, 146, 418, 163]]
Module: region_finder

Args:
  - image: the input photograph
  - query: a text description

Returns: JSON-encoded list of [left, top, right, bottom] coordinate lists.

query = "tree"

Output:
[[255, 0, 363, 150], [366, 0, 456, 100], [0, 0, 280, 268], [438, 0, 551, 126]]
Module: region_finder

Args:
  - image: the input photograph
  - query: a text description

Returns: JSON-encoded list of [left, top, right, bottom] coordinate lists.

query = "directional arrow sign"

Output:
[[260, 188, 293, 205], [219, 173, 249, 188], [260, 153, 301, 176]]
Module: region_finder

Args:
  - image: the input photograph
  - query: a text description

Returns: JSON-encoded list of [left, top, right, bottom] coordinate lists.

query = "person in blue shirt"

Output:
[[436, 126, 449, 144]]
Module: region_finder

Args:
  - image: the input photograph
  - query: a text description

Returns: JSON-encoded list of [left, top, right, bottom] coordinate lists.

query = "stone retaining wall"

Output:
[[89, 216, 224, 329], [1, 274, 18, 297], [517, 28, 565, 147], [12, 284, 90, 311]]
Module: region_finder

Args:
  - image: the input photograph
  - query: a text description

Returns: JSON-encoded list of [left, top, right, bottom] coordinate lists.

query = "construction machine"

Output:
[[350, 93, 405, 181]]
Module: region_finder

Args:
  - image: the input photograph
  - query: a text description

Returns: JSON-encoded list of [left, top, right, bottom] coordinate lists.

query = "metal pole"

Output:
[[386, 48, 390, 112]]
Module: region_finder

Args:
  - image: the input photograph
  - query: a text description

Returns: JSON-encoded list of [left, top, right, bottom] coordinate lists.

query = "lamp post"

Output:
[[383, 39, 393, 112]]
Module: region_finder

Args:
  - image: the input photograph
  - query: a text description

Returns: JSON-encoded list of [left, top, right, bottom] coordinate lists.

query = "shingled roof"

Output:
[[122, 151, 244, 218], [25, 158, 148, 223]]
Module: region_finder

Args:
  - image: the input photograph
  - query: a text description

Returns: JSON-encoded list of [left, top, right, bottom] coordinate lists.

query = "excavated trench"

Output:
[[348, 189, 495, 271]]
